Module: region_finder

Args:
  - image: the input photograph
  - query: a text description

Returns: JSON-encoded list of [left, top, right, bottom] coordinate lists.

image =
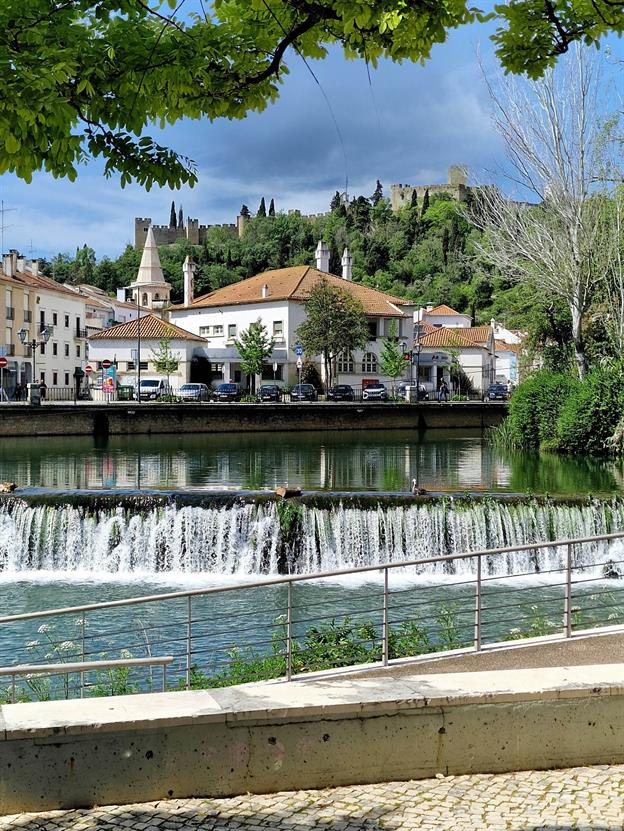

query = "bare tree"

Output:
[[470, 46, 617, 379]]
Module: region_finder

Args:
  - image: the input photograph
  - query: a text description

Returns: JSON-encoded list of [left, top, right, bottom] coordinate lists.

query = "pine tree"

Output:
[[371, 179, 383, 205], [169, 200, 176, 228], [257, 197, 266, 217], [420, 188, 430, 218], [178, 205, 184, 228], [330, 191, 342, 211], [268, 198, 275, 217], [240, 204, 251, 217]]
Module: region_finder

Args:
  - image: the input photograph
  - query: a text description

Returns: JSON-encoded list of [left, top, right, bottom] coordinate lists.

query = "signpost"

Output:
[[85, 364, 94, 375], [295, 344, 303, 357], [0, 356, 7, 401], [101, 359, 112, 370]]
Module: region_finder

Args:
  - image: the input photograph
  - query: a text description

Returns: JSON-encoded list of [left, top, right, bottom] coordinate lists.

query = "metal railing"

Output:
[[1, 531, 624, 702]]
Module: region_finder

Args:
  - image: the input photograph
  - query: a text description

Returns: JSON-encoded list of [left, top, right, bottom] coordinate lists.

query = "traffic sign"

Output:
[[296, 358, 303, 369], [0, 357, 7, 369], [295, 344, 303, 357], [101, 359, 112, 369], [85, 364, 94, 374]]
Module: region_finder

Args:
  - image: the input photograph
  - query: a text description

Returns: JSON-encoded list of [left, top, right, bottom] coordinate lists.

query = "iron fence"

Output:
[[1, 531, 623, 702]]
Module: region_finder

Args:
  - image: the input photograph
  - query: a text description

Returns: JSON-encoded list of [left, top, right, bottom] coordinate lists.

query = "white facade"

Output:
[[87, 337, 196, 386]]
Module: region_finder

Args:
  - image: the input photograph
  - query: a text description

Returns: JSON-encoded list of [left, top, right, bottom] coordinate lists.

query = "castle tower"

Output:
[[127, 226, 172, 312]]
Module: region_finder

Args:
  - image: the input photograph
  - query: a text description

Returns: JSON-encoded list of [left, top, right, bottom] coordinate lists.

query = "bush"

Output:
[[555, 361, 624, 455], [506, 370, 580, 449]]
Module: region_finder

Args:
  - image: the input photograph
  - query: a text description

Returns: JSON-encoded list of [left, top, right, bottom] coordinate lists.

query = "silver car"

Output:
[[179, 383, 211, 401]]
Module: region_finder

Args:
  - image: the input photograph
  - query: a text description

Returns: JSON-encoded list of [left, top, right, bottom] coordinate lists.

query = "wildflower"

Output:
[[509, 628, 521, 636], [25, 640, 39, 649], [37, 624, 52, 634], [58, 641, 76, 653]]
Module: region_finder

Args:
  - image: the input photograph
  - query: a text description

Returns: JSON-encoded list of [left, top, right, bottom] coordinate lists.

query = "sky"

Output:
[[0, 17, 507, 260]]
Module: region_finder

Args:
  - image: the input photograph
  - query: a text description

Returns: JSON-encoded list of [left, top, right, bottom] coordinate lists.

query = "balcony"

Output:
[[41, 324, 54, 335], [5, 307, 14, 321], [75, 328, 88, 339]]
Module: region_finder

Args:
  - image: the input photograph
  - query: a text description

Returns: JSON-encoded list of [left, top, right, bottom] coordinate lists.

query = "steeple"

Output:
[[136, 226, 165, 285]]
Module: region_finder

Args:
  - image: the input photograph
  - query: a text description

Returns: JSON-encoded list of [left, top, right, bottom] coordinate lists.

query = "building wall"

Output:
[[134, 218, 238, 250], [35, 289, 88, 389], [0, 274, 34, 394], [87, 338, 196, 385]]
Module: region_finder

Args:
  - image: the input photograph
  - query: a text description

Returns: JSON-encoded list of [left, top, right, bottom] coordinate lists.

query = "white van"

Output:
[[138, 378, 171, 400]]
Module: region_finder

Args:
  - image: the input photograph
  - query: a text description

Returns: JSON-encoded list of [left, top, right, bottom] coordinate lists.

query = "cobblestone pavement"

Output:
[[2, 765, 624, 830]]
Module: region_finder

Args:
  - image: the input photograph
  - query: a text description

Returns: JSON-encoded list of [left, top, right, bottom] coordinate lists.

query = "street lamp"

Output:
[[18, 325, 51, 384], [413, 339, 423, 395]]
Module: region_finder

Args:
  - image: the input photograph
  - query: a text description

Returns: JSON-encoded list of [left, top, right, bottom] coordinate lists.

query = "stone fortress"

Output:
[[134, 203, 243, 249], [390, 164, 472, 211]]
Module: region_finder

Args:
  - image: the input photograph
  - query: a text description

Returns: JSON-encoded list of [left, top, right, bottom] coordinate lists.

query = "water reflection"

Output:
[[0, 429, 622, 495]]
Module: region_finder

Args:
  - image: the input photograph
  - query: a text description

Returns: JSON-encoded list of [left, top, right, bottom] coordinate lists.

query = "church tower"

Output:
[[128, 226, 172, 312]]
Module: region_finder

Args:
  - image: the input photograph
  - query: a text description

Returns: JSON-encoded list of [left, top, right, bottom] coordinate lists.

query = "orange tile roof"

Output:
[[456, 325, 493, 345], [174, 265, 413, 318], [419, 328, 490, 350], [495, 339, 522, 353], [88, 314, 205, 342], [425, 304, 465, 316], [7, 269, 84, 300]]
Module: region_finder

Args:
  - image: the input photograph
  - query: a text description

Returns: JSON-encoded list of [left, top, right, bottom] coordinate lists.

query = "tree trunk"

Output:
[[570, 303, 587, 380]]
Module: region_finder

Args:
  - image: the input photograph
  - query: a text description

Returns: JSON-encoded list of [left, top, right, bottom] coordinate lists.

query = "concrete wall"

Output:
[[2, 664, 624, 812], [0, 402, 507, 437]]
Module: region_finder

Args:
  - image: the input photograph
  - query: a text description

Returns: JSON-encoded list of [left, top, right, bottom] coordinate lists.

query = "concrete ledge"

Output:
[[1, 664, 624, 813]]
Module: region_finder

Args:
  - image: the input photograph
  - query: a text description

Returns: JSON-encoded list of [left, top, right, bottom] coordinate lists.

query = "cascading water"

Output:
[[0, 497, 622, 577]]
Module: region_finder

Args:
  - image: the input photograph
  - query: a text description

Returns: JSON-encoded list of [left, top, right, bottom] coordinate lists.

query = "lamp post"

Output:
[[17, 325, 50, 386], [414, 340, 423, 397]]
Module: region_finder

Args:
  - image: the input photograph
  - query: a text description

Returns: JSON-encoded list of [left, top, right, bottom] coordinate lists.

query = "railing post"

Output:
[[474, 553, 482, 651], [80, 611, 86, 698], [382, 567, 390, 666], [564, 542, 573, 638], [286, 581, 293, 681], [185, 595, 192, 690], [11, 673, 15, 704], [162, 662, 168, 692]]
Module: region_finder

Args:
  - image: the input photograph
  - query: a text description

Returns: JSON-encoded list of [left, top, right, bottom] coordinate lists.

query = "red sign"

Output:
[[85, 364, 94, 374], [101, 359, 112, 370], [0, 357, 7, 369]]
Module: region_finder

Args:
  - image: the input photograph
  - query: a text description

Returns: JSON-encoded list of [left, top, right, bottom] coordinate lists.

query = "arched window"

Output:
[[362, 352, 377, 373], [154, 292, 160, 301], [142, 293, 148, 306], [337, 352, 354, 373]]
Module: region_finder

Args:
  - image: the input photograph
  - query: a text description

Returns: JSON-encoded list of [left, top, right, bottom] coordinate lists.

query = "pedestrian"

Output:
[[438, 380, 450, 402], [39, 378, 47, 400], [12, 382, 21, 401]]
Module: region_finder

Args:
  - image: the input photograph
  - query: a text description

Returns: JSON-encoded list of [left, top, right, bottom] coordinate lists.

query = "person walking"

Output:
[[438, 380, 450, 402]]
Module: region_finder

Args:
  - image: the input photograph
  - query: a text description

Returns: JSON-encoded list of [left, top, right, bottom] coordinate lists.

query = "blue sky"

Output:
[[1, 17, 506, 260]]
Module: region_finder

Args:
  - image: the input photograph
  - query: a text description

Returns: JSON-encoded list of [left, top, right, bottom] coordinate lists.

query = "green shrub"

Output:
[[506, 371, 580, 449], [555, 361, 624, 455]]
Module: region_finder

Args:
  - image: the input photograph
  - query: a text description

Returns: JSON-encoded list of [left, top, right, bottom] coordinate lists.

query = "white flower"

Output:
[[58, 641, 76, 653], [25, 640, 39, 649], [37, 624, 52, 634]]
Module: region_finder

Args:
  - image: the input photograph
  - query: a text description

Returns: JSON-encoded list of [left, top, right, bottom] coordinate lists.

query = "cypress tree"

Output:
[[240, 204, 251, 217], [268, 198, 275, 217], [420, 188, 430, 218], [410, 189, 418, 209], [257, 197, 266, 217], [178, 205, 184, 228], [169, 200, 176, 227], [330, 191, 341, 211], [371, 179, 383, 205]]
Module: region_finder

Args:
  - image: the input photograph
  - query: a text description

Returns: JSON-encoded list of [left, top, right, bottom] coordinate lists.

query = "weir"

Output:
[[1, 495, 623, 576]]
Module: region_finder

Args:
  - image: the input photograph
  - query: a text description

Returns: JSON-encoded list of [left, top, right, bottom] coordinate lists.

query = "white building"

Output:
[[1, 252, 88, 391], [492, 319, 524, 385], [88, 314, 205, 386], [169, 241, 416, 389], [126, 226, 172, 311]]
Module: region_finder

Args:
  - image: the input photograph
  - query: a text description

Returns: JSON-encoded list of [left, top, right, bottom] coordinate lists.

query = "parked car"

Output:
[[179, 383, 211, 402], [362, 383, 388, 401], [290, 383, 317, 402], [397, 382, 429, 401], [138, 378, 171, 400], [213, 383, 242, 402], [259, 384, 281, 402], [485, 383, 509, 401], [327, 384, 354, 402]]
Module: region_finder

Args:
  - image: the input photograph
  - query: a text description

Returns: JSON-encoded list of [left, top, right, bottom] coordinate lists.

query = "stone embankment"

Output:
[[0, 401, 507, 437]]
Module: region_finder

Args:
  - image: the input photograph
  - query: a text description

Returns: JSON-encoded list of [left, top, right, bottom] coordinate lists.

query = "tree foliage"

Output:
[[296, 278, 368, 387], [151, 337, 180, 385], [379, 320, 406, 391], [1, 1, 614, 188], [235, 318, 274, 393]]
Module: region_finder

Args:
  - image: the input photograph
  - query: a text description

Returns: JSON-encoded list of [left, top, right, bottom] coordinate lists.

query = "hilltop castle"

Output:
[[390, 165, 472, 211], [134, 202, 243, 249]]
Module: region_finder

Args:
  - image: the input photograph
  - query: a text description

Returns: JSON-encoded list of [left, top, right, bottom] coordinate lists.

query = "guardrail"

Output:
[[1, 531, 624, 702]]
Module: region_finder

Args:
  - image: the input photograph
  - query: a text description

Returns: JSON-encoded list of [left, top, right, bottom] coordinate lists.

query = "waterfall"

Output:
[[0, 498, 622, 577]]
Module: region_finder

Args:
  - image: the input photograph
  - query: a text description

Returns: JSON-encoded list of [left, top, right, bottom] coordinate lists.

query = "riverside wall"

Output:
[[0, 402, 507, 437]]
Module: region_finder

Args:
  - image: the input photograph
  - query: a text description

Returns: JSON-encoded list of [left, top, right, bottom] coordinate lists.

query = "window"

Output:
[[210, 362, 224, 380], [362, 352, 378, 373], [367, 320, 377, 340], [262, 364, 283, 380], [273, 320, 283, 337], [64, 343, 69, 357], [76, 344, 80, 357], [40, 342, 46, 355], [40, 372, 45, 384], [199, 325, 223, 337], [228, 324, 237, 339], [40, 310, 45, 325], [337, 353, 354, 373], [213, 325, 223, 336], [52, 342, 58, 356], [64, 372, 69, 386], [199, 326, 210, 336], [142, 293, 148, 305], [65, 315, 69, 327], [52, 372, 58, 386], [139, 361, 148, 371], [127, 361, 135, 371], [52, 312, 58, 326]]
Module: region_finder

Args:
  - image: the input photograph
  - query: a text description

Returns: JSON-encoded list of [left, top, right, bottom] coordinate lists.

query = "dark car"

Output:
[[362, 383, 388, 401], [259, 384, 280, 402], [290, 383, 317, 402], [214, 383, 242, 402], [327, 384, 354, 402], [485, 383, 509, 401]]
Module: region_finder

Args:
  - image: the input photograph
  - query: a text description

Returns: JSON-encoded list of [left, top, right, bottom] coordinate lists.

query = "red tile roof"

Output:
[[425, 304, 466, 316], [173, 266, 413, 318], [419, 327, 490, 350], [88, 314, 205, 342]]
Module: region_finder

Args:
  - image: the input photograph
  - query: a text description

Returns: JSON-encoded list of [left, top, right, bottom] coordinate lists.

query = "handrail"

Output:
[[0, 656, 173, 678], [0, 530, 622, 624]]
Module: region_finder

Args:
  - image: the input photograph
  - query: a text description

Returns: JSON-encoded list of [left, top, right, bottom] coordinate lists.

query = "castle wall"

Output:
[[134, 218, 237, 250], [390, 183, 469, 211]]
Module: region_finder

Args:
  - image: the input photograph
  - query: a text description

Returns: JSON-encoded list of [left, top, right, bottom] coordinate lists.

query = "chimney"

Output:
[[315, 239, 330, 273], [16, 256, 25, 273], [341, 247, 353, 281], [183, 255, 196, 307], [30, 259, 39, 277], [117, 288, 127, 302], [261, 283, 269, 299], [2, 253, 13, 277]]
